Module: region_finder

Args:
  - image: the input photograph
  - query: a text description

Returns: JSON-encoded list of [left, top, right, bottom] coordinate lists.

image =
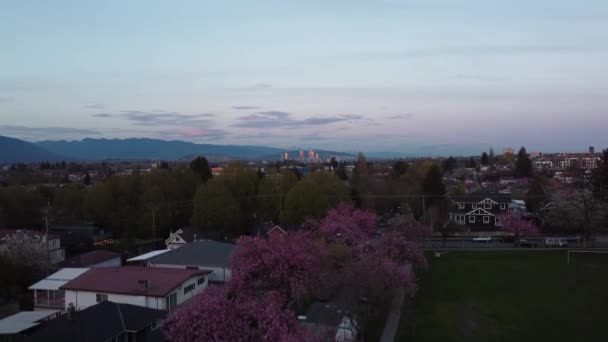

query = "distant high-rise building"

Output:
[[283, 152, 289, 160], [309, 149, 314, 159], [299, 150, 304, 159], [590, 146, 595, 154], [315, 153, 319, 161]]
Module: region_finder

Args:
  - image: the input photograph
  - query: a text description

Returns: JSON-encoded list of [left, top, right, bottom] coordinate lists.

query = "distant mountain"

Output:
[[0, 135, 65, 163], [36, 138, 285, 161]]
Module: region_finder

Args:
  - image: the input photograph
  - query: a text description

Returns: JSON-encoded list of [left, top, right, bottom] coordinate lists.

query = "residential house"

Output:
[[61, 266, 210, 311], [165, 226, 203, 250], [300, 301, 359, 342], [26, 301, 166, 342], [0, 229, 65, 264], [450, 193, 511, 229], [29, 268, 90, 311], [126, 250, 171, 265], [147, 240, 234, 283], [0, 310, 60, 341], [63, 250, 121, 268]]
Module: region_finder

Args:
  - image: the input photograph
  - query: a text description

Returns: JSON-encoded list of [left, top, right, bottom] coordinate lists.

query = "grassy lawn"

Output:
[[397, 251, 608, 342]]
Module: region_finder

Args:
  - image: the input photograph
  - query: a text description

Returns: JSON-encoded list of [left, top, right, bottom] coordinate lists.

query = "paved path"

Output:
[[379, 287, 405, 342]]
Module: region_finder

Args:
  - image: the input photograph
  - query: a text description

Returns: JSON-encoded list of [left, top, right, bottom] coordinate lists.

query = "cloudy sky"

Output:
[[1, 0, 607, 154]]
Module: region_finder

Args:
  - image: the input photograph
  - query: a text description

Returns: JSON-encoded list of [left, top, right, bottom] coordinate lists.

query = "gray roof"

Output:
[[147, 240, 235, 267]]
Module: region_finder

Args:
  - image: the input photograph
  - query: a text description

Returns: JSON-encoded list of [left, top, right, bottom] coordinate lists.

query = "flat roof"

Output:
[[127, 249, 170, 262], [29, 268, 90, 291], [0, 310, 59, 334]]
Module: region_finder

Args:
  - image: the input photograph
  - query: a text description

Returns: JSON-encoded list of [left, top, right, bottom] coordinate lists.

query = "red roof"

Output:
[[64, 250, 121, 267], [61, 267, 210, 297]]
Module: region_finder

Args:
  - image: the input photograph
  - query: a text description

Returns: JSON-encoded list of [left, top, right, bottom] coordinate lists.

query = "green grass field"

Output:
[[397, 251, 608, 342]]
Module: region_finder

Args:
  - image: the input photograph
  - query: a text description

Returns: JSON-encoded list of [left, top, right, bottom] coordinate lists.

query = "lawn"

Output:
[[397, 251, 608, 342]]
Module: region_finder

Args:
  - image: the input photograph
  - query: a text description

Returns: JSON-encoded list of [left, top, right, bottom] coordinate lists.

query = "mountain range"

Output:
[[0, 136, 356, 163]]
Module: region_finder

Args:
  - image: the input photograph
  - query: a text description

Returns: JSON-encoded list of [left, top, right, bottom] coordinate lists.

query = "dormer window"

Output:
[[459, 202, 465, 209], [500, 204, 506, 210], [472, 203, 477, 209]]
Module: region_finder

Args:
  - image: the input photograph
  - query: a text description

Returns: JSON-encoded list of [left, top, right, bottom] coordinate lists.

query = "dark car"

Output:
[[518, 239, 537, 248]]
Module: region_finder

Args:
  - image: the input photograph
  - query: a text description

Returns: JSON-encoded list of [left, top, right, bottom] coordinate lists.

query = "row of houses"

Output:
[[1, 229, 235, 341]]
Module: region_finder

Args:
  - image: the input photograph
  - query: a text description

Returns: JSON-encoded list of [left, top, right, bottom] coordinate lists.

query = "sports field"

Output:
[[397, 251, 608, 341]]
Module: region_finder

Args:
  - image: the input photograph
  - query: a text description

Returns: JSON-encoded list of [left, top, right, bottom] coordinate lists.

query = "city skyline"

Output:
[[1, 0, 607, 154]]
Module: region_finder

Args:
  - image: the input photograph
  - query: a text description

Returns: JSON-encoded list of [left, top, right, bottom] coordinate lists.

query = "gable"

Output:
[[478, 198, 498, 205], [464, 208, 494, 216]]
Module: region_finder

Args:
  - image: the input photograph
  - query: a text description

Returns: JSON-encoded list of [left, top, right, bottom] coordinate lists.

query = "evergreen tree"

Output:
[[489, 148, 495, 164], [83, 172, 91, 185], [335, 163, 348, 180], [526, 176, 548, 212], [442, 157, 457, 174], [329, 157, 338, 170], [392, 160, 408, 178], [467, 157, 476, 169], [189, 156, 213, 183], [481, 152, 489, 165], [593, 149, 608, 200], [515, 146, 532, 178], [422, 164, 446, 207]]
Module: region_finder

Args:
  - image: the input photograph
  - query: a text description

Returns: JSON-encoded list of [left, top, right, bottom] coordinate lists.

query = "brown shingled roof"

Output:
[[64, 250, 121, 267], [61, 266, 210, 297]]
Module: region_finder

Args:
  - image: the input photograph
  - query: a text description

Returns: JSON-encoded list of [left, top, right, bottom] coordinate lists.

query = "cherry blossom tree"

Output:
[[228, 231, 329, 305], [312, 202, 377, 246], [164, 286, 314, 342], [500, 212, 538, 245]]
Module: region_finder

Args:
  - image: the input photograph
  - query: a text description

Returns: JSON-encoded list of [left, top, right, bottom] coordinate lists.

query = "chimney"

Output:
[[137, 280, 149, 292], [67, 303, 76, 320]]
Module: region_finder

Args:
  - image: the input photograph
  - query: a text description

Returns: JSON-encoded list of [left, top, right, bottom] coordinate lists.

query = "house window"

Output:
[[96, 294, 108, 303], [183, 283, 195, 295], [500, 203, 506, 210], [472, 203, 477, 209], [458, 202, 465, 209], [496, 216, 502, 226], [165, 293, 177, 310], [197, 278, 205, 286], [483, 216, 490, 224], [469, 216, 475, 223]]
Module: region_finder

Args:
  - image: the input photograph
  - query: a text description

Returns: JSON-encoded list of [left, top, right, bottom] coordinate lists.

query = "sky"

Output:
[[1, 0, 607, 155]]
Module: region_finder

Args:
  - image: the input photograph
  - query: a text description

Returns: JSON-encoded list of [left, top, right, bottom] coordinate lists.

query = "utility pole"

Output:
[[422, 194, 426, 225], [45, 202, 51, 269], [152, 207, 156, 241]]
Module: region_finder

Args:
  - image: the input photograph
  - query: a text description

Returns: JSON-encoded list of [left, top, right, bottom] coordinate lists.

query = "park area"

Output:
[[397, 251, 608, 341]]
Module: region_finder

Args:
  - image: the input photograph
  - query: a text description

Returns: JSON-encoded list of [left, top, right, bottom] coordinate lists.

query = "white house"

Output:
[[147, 240, 234, 283], [165, 226, 204, 250], [61, 266, 210, 311], [29, 268, 90, 311]]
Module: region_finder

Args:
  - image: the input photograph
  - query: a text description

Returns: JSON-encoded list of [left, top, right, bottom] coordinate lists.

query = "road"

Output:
[[420, 238, 608, 249]]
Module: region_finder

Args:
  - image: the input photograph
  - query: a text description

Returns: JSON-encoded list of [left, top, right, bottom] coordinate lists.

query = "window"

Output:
[[472, 203, 477, 209], [483, 216, 490, 224], [496, 216, 502, 226], [165, 293, 177, 310], [500, 203, 506, 210], [458, 202, 465, 209], [183, 283, 195, 295], [96, 294, 108, 303], [197, 277, 205, 286], [469, 216, 475, 223]]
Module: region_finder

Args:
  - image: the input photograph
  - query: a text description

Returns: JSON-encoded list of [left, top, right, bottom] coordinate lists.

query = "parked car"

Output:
[[472, 236, 492, 243], [545, 238, 568, 248], [518, 239, 537, 248]]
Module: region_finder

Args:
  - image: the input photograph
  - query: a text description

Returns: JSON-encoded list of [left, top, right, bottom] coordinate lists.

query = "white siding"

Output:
[[149, 263, 231, 282], [92, 257, 122, 268]]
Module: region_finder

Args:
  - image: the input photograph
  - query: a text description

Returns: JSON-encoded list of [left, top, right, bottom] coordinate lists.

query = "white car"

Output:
[[545, 238, 568, 247], [472, 236, 492, 243]]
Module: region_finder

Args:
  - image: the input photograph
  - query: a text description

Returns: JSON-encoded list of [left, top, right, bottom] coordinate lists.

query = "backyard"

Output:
[[397, 251, 608, 341]]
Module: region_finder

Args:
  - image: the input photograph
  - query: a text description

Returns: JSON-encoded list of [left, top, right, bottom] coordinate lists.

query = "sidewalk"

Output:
[[379, 287, 405, 342]]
